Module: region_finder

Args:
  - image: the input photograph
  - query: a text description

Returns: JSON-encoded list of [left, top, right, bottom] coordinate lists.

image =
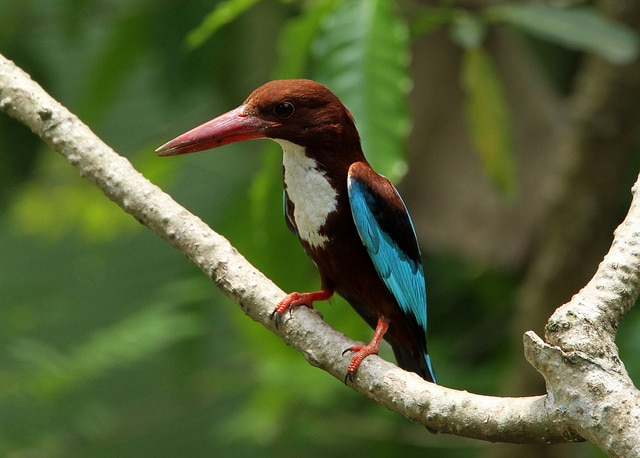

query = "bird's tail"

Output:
[[392, 346, 437, 383]]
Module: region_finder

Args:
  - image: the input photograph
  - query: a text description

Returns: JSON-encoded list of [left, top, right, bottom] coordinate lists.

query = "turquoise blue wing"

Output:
[[347, 164, 427, 334], [347, 163, 435, 382]]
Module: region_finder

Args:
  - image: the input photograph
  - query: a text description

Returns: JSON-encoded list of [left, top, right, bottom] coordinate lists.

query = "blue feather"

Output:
[[348, 168, 435, 382], [347, 174, 427, 333]]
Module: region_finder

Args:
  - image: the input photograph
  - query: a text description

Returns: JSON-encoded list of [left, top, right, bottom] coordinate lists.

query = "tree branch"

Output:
[[522, 168, 640, 456], [2, 52, 638, 450]]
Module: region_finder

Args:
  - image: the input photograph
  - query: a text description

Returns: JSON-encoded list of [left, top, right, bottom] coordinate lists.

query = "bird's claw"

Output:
[[342, 342, 380, 384], [341, 346, 354, 357], [341, 345, 359, 384], [271, 292, 316, 329], [270, 305, 294, 329], [344, 370, 356, 384]]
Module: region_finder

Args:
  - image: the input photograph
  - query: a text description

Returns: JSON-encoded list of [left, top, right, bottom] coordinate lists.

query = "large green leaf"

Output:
[[313, 0, 412, 182], [487, 4, 639, 64], [461, 46, 515, 196]]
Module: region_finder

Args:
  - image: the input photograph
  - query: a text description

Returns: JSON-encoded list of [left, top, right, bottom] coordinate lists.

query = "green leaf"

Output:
[[313, 0, 411, 182], [185, 0, 261, 49], [461, 47, 515, 196], [487, 4, 639, 64], [274, 0, 337, 79]]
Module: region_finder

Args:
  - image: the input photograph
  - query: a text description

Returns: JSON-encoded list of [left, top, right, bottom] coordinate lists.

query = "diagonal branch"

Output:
[[3, 51, 636, 447]]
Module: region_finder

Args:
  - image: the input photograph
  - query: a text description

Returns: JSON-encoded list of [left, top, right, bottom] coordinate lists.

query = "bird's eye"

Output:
[[274, 102, 295, 119]]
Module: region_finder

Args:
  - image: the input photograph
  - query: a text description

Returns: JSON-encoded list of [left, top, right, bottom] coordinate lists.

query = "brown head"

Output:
[[156, 79, 362, 160]]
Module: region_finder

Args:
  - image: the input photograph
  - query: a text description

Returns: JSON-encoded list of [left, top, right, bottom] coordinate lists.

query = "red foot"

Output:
[[271, 289, 333, 327], [343, 317, 389, 383]]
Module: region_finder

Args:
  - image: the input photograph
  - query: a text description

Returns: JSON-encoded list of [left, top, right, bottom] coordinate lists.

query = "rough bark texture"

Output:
[[1, 51, 639, 453]]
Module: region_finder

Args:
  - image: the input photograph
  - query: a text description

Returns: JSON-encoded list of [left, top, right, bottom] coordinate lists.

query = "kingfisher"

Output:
[[156, 79, 436, 383]]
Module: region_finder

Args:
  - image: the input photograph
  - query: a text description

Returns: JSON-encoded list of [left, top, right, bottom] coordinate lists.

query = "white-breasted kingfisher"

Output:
[[156, 79, 436, 383]]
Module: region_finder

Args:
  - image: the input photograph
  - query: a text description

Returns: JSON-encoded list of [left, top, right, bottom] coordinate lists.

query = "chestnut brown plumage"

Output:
[[157, 79, 435, 383]]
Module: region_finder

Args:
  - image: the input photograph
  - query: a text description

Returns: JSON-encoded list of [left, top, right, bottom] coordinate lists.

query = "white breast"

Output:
[[275, 139, 338, 248]]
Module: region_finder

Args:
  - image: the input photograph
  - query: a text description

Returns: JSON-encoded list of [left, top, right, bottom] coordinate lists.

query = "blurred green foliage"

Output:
[[0, 0, 637, 456]]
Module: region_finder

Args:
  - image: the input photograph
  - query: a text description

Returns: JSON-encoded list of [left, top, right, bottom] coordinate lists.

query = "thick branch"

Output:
[[0, 52, 614, 445], [522, 170, 640, 457]]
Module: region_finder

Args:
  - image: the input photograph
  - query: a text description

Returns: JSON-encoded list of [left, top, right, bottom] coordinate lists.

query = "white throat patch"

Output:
[[275, 139, 338, 248]]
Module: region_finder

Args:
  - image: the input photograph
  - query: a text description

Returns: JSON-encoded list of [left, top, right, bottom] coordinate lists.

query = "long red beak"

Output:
[[155, 105, 280, 156]]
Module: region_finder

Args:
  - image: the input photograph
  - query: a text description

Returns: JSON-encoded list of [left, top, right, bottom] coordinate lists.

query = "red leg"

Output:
[[271, 288, 333, 327], [342, 317, 389, 383]]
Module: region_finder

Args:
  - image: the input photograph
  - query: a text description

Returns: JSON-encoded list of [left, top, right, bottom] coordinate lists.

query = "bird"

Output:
[[156, 79, 436, 383]]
